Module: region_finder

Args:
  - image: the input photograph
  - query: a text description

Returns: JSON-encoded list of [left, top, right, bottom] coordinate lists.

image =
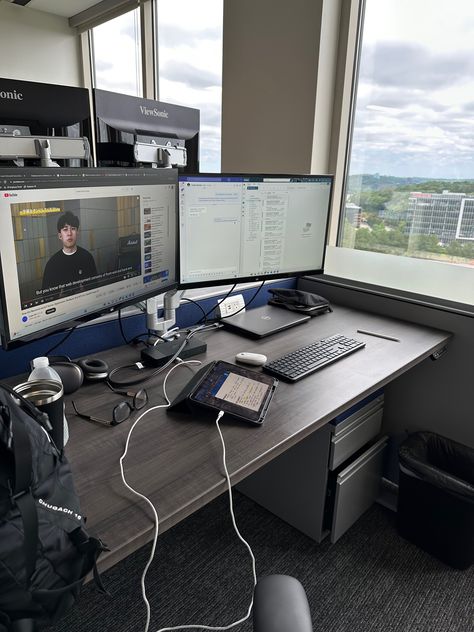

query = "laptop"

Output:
[[222, 305, 310, 339]]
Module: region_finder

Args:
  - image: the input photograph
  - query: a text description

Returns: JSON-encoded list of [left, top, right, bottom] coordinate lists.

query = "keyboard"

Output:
[[262, 334, 366, 382]]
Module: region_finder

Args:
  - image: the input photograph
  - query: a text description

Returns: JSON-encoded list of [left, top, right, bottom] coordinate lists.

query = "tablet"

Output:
[[188, 361, 278, 425]]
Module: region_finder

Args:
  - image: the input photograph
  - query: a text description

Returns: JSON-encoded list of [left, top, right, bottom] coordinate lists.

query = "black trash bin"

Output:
[[397, 431, 474, 570]]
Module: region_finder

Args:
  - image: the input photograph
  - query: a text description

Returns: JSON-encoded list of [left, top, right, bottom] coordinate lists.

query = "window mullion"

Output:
[[327, 0, 364, 247], [140, 0, 156, 99]]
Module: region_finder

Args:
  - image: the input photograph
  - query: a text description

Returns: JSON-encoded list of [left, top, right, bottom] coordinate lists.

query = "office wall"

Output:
[[0, 3, 81, 86], [222, 0, 335, 174], [299, 277, 474, 450]]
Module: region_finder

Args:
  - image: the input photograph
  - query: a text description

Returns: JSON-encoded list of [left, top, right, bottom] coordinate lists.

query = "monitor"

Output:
[[0, 167, 178, 348], [0, 78, 92, 167], [94, 89, 199, 172], [178, 174, 333, 288]]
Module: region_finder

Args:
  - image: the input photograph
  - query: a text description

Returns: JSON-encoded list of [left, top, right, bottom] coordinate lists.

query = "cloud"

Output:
[[360, 42, 474, 90], [195, 103, 221, 128], [118, 21, 138, 40], [357, 85, 449, 113], [161, 60, 221, 90], [461, 101, 474, 113], [351, 44, 474, 179], [158, 23, 221, 47], [94, 59, 114, 74]]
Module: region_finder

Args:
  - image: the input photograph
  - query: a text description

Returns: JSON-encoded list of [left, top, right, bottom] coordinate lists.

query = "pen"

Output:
[[357, 329, 400, 343]]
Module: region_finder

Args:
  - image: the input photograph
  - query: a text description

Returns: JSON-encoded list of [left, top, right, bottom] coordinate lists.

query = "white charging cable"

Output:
[[119, 362, 257, 632], [151, 409, 257, 632], [119, 359, 202, 632]]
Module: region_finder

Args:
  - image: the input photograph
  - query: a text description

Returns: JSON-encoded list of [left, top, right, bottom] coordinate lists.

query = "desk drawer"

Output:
[[328, 436, 388, 543], [329, 396, 384, 470]]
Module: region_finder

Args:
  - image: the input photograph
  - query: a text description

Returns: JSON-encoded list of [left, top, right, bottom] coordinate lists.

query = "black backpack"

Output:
[[0, 382, 107, 631]]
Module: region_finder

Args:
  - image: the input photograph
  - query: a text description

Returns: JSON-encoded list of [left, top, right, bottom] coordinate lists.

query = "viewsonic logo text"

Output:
[[140, 106, 168, 118], [0, 90, 23, 101]]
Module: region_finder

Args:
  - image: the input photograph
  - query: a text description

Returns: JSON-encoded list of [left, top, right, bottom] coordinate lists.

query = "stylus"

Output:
[[357, 329, 400, 343]]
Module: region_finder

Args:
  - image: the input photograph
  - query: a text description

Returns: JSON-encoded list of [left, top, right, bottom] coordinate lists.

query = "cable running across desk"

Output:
[[263, 334, 366, 382], [118, 362, 257, 632]]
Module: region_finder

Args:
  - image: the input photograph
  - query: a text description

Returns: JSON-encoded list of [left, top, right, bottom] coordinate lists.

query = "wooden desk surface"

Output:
[[61, 304, 450, 571]]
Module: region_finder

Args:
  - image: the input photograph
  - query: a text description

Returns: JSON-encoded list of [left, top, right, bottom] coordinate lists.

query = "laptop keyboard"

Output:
[[263, 334, 366, 382]]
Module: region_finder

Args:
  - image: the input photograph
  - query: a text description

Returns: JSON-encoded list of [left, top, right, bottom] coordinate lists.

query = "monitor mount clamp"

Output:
[[143, 289, 206, 364], [146, 289, 183, 340]]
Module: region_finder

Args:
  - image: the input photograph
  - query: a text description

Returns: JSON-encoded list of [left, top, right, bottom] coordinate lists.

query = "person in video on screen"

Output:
[[42, 211, 97, 292]]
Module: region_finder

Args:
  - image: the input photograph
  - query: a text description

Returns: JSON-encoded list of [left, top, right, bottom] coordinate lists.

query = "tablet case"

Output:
[[168, 361, 277, 425]]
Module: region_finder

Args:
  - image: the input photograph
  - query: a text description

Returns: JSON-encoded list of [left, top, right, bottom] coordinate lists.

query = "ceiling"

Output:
[[5, 0, 102, 18]]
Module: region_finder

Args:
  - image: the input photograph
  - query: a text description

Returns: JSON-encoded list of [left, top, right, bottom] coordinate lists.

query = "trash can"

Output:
[[397, 431, 474, 570]]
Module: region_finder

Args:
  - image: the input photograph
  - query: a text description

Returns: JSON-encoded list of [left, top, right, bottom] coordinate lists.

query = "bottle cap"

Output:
[[32, 356, 50, 369]]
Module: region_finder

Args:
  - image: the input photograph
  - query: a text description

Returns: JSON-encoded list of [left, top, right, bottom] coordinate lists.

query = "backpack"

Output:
[[0, 382, 107, 630]]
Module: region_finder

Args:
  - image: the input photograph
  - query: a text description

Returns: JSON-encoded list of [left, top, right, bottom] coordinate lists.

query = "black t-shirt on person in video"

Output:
[[42, 247, 98, 292]]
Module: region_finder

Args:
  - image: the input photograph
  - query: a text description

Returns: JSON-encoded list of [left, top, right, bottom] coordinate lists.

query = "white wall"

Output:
[[222, 0, 325, 174], [0, 3, 82, 86]]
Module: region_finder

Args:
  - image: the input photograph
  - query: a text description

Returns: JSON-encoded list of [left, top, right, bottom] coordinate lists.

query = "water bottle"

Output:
[[28, 357, 69, 447]]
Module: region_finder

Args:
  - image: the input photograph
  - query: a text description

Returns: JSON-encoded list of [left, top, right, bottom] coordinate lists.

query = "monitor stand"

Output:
[[222, 304, 310, 339]]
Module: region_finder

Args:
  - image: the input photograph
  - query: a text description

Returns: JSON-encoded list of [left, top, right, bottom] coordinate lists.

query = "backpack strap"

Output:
[[32, 531, 110, 601], [7, 402, 39, 587]]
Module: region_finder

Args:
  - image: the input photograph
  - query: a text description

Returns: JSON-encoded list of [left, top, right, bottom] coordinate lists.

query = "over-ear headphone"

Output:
[[77, 358, 110, 382], [50, 361, 84, 394]]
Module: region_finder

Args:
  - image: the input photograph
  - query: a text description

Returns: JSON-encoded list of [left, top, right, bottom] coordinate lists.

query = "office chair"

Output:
[[253, 575, 313, 632], [6, 575, 312, 632], [7, 622, 34, 632]]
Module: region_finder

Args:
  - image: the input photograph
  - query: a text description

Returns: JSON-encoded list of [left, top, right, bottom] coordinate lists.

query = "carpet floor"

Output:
[[49, 491, 474, 632]]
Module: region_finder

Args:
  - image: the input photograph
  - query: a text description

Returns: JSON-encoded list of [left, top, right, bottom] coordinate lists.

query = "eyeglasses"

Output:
[[72, 388, 148, 427]]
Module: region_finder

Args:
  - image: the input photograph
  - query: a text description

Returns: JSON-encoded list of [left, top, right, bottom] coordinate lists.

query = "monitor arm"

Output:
[[146, 289, 184, 338], [0, 127, 91, 166]]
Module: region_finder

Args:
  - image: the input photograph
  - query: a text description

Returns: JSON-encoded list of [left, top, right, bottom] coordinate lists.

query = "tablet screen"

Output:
[[190, 361, 278, 424]]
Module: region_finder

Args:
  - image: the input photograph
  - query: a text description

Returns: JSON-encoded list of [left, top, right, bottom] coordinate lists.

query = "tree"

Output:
[[408, 234, 442, 253]]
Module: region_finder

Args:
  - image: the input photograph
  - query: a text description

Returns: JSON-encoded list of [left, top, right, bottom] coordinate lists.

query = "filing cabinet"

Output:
[[237, 392, 387, 544]]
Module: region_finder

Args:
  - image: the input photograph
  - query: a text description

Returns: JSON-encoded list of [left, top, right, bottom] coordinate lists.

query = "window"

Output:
[[329, 0, 474, 307], [91, 9, 142, 97], [155, 0, 223, 172]]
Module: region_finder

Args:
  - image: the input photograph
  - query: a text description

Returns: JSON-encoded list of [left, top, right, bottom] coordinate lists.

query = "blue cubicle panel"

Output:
[[0, 278, 295, 379]]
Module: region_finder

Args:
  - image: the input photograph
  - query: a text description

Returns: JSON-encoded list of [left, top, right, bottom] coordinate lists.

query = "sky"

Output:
[[93, 0, 473, 180], [350, 0, 474, 179]]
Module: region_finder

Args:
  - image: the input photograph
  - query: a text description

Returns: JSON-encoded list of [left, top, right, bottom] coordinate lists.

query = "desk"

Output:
[[59, 304, 450, 572]]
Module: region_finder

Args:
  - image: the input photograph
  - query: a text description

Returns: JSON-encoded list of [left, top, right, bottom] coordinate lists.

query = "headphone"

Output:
[[77, 358, 110, 382]]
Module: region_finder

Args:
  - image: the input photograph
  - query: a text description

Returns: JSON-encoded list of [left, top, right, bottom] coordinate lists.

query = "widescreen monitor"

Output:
[[178, 174, 333, 288], [0, 167, 178, 348]]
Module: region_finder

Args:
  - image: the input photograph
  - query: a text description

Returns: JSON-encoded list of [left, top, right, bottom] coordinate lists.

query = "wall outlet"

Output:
[[216, 294, 246, 318]]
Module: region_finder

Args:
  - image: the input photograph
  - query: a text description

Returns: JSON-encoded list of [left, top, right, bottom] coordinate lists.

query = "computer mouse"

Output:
[[235, 352, 267, 367]]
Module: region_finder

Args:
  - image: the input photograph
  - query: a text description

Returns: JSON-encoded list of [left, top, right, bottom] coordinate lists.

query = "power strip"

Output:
[[216, 294, 246, 318]]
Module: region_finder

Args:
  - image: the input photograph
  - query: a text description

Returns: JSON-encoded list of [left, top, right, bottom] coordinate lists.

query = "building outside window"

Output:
[[91, 9, 143, 97], [338, 0, 474, 270]]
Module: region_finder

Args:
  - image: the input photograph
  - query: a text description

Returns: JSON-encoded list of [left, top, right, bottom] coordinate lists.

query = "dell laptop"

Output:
[[223, 305, 310, 339]]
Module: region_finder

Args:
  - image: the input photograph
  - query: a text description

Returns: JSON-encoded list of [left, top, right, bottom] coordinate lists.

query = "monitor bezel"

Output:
[[177, 172, 334, 290], [0, 167, 179, 349]]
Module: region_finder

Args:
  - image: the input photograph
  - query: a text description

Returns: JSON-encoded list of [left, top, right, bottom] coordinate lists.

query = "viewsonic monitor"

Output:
[[0, 78, 92, 167], [0, 167, 178, 348], [94, 89, 199, 171], [178, 174, 333, 288]]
